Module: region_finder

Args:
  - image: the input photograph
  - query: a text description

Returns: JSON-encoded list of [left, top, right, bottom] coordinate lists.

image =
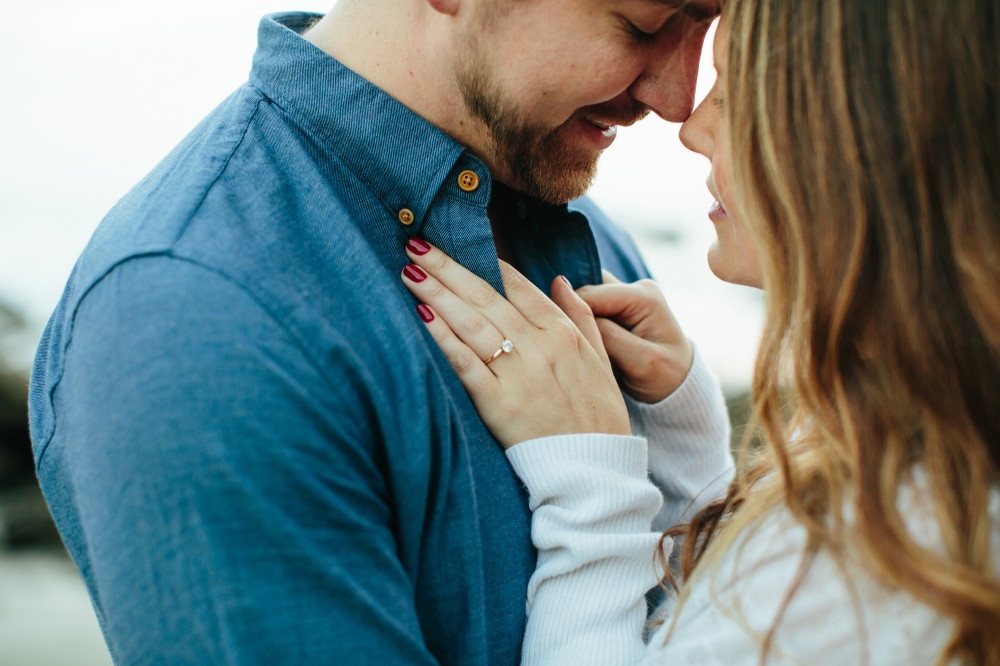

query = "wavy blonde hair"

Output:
[[663, 0, 1000, 663]]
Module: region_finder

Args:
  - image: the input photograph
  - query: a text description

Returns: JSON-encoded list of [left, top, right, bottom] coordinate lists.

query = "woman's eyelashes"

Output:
[[712, 94, 725, 114]]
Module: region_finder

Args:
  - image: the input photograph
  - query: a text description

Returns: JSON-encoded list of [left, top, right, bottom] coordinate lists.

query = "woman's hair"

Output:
[[664, 0, 1000, 663]]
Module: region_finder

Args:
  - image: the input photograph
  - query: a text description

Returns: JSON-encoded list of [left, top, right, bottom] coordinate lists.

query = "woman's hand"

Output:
[[401, 239, 630, 449], [577, 273, 693, 405]]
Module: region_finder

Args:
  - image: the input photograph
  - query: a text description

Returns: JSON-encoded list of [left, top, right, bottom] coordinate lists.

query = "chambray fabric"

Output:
[[29, 12, 651, 666]]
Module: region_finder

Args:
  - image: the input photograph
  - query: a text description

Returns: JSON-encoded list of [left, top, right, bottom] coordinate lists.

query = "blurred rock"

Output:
[[0, 370, 33, 493], [724, 390, 755, 452], [0, 300, 58, 551], [724, 388, 799, 458], [0, 485, 61, 549]]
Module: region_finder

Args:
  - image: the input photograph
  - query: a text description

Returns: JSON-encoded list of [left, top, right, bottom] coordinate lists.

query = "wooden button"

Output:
[[398, 208, 415, 225], [457, 170, 480, 192]]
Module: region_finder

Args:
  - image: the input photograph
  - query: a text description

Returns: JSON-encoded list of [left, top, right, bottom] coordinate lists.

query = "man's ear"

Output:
[[426, 0, 461, 16]]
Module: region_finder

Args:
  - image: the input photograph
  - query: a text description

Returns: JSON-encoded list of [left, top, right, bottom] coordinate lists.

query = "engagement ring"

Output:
[[483, 339, 514, 365]]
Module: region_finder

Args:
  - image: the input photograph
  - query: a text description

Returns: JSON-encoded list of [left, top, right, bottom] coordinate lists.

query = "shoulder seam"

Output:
[[34, 252, 370, 469], [34, 96, 270, 464], [170, 95, 266, 247]]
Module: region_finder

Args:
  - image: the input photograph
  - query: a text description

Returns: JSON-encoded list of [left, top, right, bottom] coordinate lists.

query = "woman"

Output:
[[401, 0, 1000, 663]]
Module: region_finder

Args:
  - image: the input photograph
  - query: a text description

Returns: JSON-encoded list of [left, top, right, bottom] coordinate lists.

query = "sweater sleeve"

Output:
[[641, 500, 964, 666], [506, 435, 666, 666], [625, 345, 736, 531]]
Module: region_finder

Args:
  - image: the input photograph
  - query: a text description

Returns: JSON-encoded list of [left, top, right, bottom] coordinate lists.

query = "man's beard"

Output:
[[456, 53, 649, 204]]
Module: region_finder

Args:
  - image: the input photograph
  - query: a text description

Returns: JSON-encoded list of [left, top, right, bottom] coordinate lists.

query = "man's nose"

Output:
[[629, 19, 710, 122]]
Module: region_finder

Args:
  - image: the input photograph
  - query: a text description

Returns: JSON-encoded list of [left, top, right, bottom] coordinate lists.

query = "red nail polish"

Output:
[[417, 304, 434, 323], [560, 275, 572, 288], [407, 237, 431, 255], [403, 264, 427, 282]]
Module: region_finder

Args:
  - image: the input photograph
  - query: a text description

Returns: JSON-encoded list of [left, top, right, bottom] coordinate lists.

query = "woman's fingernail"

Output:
[[560, 275, 572, 287], [403, 264, 427, 282], [407, 237, 431, 255], [417, 304, 434, 323]]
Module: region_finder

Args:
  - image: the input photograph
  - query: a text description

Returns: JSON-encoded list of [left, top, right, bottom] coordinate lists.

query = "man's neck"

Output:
[[488, 182, 570, 268], [487, 187, 519, 266], [306, 2, 537, 267], [304, 0, 494, 172]]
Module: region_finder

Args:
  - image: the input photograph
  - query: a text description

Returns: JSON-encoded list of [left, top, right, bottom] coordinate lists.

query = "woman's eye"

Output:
[[712, 95, 725, 114]]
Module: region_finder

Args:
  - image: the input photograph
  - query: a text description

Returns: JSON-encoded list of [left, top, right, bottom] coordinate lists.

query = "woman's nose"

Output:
[[678, 96, 716, 159]]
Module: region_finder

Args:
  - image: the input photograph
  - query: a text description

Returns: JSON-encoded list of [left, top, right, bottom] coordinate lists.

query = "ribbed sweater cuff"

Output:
[[624, 343, 726, 434], [624, 344, 735, 528], [505, 433, 667, 666], [506, 434, 651, 511]]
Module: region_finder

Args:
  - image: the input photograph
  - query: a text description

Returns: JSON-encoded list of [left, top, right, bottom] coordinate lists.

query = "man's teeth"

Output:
[[588, 118, 617, 138]]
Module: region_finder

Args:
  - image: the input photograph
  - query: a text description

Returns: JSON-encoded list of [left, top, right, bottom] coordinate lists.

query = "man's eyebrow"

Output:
[[651, 0, 721, 23]]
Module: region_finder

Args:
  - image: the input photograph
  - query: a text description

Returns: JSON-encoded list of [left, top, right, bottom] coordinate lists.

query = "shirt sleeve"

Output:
[[505, 434, 665, 666], [624, 345, 736, 531], [40, 257, 440, 665]]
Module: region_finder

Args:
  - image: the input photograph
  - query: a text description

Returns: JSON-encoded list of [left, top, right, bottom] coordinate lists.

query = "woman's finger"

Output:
[[402, 263, 508, 362], [550, 275, 612, 369], [576, 280, 662, 330], [595, 317, 655, 378], [596, 317, 692, 403], [601, 269, 622, 285], [498, 260, 568, 329], [405, 239, 531, 335], [415, 304, 500, 397]]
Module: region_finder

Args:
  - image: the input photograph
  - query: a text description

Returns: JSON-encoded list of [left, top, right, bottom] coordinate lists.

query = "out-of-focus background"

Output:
[[0, 2, 760, 663]]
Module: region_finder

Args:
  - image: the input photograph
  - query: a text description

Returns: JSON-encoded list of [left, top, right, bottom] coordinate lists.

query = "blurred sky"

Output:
[[0, 0, 763, 388]]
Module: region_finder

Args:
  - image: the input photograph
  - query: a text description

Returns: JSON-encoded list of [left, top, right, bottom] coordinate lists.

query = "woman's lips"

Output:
[[708, 200, 728, 221]]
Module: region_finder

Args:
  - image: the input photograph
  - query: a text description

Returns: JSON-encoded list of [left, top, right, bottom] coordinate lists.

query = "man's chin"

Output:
[[511, 134, 601, 204], [523, 164, 597, 204]]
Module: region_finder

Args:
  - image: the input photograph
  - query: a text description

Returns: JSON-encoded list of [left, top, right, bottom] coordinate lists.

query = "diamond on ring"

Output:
[[484, 339, 515, 365]]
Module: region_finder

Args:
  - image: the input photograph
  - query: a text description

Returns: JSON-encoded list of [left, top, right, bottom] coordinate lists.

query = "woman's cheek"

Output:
[[707, 219, 765, 288], [706, 221, 741, 283]]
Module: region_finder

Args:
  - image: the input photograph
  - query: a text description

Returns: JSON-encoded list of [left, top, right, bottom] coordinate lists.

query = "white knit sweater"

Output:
[[506, 349, 1000, 666]]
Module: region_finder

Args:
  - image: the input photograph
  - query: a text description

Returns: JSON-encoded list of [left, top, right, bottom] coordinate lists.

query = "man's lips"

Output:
[[569, 100, 649, 151], [581, 109, 647, 136], [573, 116, 619, 150], [582, 115, 619, 138]]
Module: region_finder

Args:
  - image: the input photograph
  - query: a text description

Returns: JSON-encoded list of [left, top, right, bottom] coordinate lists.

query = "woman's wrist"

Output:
[[624, 343, 725, 432], [505, 434, 655, 512]]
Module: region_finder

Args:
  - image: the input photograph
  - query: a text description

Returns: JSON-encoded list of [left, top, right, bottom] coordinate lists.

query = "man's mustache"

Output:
[[577, 97, 651, 129]]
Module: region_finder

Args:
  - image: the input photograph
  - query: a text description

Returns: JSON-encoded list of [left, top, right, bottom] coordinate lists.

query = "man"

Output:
[[30, 0, 717, 662]]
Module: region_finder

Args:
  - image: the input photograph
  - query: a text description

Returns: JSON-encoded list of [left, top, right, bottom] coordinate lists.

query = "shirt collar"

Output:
[[249, 12, 479, 230], [248, 12, 602, 296]]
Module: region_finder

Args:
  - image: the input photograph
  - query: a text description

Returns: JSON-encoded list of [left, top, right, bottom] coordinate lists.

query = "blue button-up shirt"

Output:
[[30, 13, 650, 665]]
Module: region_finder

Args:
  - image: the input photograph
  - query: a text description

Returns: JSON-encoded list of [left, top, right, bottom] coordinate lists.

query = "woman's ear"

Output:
[[425, 0, 461, 16]]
